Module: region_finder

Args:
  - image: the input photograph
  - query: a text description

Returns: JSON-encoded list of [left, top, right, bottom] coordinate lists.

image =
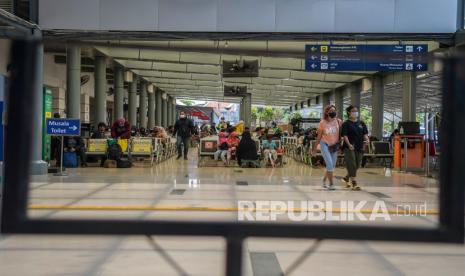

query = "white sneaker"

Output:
[[327, 183, 336, 190]]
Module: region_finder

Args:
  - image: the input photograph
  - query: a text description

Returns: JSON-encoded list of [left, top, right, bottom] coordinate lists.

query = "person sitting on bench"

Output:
[[214, 130, 229, 165], [262, 134, 278, 166], [56, 136, 88, 167], [111, 118, 131, 139], [236, 130, 259, 168]]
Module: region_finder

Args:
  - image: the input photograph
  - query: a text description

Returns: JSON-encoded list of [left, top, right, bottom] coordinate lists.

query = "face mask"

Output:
[[328, 112, 337, 118], [351, 112, 359, 118], [180, 115, 185, 119]]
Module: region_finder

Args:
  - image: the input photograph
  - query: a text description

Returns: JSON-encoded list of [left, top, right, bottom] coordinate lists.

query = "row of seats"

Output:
[[86, 137, 177, 165], [197, 136, 285, 168], [283, 139, 394, 168]]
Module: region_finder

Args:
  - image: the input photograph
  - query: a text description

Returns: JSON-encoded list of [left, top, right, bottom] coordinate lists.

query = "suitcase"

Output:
[[63, 152, 78, 168]]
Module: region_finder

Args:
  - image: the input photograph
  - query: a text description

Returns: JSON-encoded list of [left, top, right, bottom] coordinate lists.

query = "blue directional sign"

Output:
[[46, 118, 81, 136], [305, 44, 428, 72]]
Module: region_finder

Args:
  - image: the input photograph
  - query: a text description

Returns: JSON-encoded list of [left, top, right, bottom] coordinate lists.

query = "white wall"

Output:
[[39, 0, 459, 33]]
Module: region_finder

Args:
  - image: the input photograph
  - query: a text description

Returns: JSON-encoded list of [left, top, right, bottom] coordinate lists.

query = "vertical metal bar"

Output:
[[439, 57, 465, 241], [60, 136, 64, 174], [457, 0, 465, 30], [1, 40, 39, 229], [225, 236, 243, 276]]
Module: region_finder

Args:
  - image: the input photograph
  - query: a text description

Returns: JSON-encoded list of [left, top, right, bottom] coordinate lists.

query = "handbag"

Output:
[[328, 143, 339, 153]]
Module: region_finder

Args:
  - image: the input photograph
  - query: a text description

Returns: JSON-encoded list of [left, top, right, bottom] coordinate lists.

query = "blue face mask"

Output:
[[351, 112, 359, 118]]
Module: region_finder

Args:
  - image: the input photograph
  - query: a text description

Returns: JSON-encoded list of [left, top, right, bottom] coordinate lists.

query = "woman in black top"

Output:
[[236, 131, 259, 168], [341, 105, 369, 191]]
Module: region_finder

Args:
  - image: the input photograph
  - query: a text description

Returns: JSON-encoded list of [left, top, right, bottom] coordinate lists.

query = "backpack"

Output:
[[107, 143, 122, 160], [117, 159, 132, 168]]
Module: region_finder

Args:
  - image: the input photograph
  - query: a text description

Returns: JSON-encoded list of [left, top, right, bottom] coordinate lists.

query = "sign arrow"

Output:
[[417, 64, 423, 70], [310, 63, 317, 69], [70, 125, 78, 131], [416, 46, 423, 52], [311, 55, 318, 60], [310, 46, 317, 52]]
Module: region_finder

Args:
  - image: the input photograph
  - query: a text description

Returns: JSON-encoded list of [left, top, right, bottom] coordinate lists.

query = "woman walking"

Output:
[[341, 105, 369, 191], [312, 105, 342, 190]]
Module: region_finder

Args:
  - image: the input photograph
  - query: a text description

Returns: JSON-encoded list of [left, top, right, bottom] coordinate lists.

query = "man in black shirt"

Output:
[[341, 105, 369, 191], [173, 111, 194, 160]]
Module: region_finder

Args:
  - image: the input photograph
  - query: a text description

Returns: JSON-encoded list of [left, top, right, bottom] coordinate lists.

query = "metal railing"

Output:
[[1, 40, 464, 276]]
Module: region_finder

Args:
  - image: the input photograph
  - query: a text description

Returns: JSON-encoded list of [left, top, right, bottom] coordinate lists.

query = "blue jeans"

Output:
[[320, 141, 338, 172], [176, 136, 190, 157]]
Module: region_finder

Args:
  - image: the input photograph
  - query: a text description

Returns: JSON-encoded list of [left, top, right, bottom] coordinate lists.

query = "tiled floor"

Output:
[[1, 151, 463, 275]]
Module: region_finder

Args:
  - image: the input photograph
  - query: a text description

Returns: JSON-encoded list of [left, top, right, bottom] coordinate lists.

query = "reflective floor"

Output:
[[1, 151, 463, 275]]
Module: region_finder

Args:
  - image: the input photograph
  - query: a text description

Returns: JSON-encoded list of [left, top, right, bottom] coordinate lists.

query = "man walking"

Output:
[[173, 111, 194, 160]]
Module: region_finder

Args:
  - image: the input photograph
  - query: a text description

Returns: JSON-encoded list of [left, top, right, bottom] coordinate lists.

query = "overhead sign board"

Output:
[[305, 44, 428, 72], [46, 118, 81, 136]]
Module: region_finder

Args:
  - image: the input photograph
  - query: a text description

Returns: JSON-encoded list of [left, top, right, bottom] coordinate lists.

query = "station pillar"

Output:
[[428, 113, 435, 139], [349, 82, 361, 107], [139, 81, 147, 129], [66, 45, 81, 119], [322, 92, 331, 115], [155, 89, 162, 126], [402, 72, 417, 121], [243, 93, 252, 127], [148, 90, 155, 129], [162, 93, 168, 128], [128, 76, 138, 127], [371, 75, 384, 139], [172, 98, 177, 124], [334, 88, 344, 118], [31, 42, 47, 175], [94, 55, 107, 125], [167, 96, 172, 127], [113, 66, 124, 120]]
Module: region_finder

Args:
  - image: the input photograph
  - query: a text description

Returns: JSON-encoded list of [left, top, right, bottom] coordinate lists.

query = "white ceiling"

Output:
[[93, 40, 440, 106]]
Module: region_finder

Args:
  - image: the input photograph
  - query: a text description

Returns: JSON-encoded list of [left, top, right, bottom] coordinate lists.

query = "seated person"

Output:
[[236, 131, 259, 168], [226, 131, 240, 164], [214, 130, 229, 165], [91, 122, 108, 139], [151, 126, 169, 139], [56, 136, 87, 167], [111, 118, 131, 139], [139, 127, 147, 137], [262, 134, 278, 165], [90, 122, 108, 166]]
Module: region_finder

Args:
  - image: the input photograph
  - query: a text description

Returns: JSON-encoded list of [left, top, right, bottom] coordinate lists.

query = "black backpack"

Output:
[[117, 159, 132, 168], [107, 144, 122, 161]]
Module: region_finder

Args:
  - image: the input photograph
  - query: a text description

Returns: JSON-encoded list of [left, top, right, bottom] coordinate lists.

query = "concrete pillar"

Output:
[[428, 113, 435, 140], [155, 89, 162, 126], [322, 92, 331, 115], [402, 72, 417, 121], [128, 76, 138, 127], [349, 82, 361, 107], [371, 75, 384, 139], [167, 96, 172, 127], [66, 46, 81, 118], [334, 88, 344, 118], [139, 81, 147, 128], [94, 55, 107, 125], [162, 93, 168, 128], [113, 66, 124, 120], [243, 93, 252, 127], [148, 90, 155, 129], [31, 42, 48, 175], [172, 98, 177, 124]]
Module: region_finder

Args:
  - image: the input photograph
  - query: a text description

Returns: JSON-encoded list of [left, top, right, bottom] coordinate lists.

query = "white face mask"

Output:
[[351, 112, 359, 118], [180, 115, 185, 119]]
